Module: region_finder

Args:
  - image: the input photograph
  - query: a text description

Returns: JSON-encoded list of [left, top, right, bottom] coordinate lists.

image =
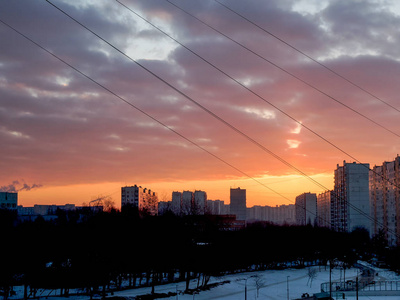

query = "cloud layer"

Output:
[[1, 0, 400, 204]]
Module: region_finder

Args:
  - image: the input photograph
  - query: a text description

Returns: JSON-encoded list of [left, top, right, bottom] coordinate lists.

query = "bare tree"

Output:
[[253, 274, 265, 298], [307, 267, 318, 287], [103, 197, 116, 213]]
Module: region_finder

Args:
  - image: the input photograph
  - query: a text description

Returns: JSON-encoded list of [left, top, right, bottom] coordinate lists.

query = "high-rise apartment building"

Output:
[[370, 156, 400, 246], [295, 192, 317, 226], [230, 187, 246, 221], [194, 190, 207, 215], [182, 191, 194, 215], [333, 161, 370, 233], [206, 200, 229, 215], [121, 185, 158, 215], [317, 190, 333, 228], [171, 191, 182, 215]]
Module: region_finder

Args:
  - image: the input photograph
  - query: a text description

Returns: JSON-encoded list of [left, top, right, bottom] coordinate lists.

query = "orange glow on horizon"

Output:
[[18, 173, 333, 209]]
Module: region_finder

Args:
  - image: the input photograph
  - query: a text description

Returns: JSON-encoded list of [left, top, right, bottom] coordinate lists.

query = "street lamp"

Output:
[[239, 278, 248, 300], [245, 278, 247, 300]]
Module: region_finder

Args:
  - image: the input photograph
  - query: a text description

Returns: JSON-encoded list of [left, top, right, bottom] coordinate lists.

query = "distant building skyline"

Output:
[[8, 155, 400, 248]]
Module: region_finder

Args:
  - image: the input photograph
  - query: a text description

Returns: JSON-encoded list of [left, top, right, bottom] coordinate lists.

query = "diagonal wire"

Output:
[[214, 0, 400, 114], [43, 0, 392, 233], [115, 0, 400, 201], [164, 0, 400, 139], [0, 17, 306, 222]]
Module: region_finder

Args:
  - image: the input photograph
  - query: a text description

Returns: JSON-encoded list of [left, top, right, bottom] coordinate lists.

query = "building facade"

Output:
[[230, 187, 246, 221], [121, 185, 158, 215], [370, 156, 400, 246], [0, 192, 18, 210], [295, 192, 317, 226], [333, 161, 370, 233], [171, 191, 182, 215], [317, 190, 333, 228], [181, 191, 194, 215], [193, 190, 207, 215]]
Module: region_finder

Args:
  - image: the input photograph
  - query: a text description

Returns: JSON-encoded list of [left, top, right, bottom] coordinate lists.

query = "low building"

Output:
[[17, 204, 94, 222], [247, 204, 295, 225], [0, 192, 18, 210]]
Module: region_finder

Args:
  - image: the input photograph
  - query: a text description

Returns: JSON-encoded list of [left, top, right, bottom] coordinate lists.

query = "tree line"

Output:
[[0, 207, 393, 299]]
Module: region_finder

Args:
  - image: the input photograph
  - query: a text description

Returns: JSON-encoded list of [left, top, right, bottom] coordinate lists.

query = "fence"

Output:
[[321, 280, 400, 293]]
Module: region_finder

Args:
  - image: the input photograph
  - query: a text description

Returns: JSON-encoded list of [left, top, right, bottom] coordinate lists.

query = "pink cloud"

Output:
[[1, 0, 400, 205]]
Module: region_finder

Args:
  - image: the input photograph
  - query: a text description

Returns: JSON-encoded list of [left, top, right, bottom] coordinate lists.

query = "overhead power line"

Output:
[[214, 0, 400, 114], [164, 0, 400, 139], [0, 16, 332, 227], [43, 0, 388, 233], [0, 18, 298, 216], [115, 0, 400, 194], [44, 0, 333, 194]]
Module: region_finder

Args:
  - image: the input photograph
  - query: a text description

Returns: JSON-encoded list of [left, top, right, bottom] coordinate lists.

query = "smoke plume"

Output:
[[0, 180, 43, 192]]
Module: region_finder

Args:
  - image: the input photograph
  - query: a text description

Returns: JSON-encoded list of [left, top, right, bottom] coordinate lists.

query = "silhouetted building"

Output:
[[206, 214, 245, 231], [230, 187, 246, 221], [206, 199, 229, 215], [0, 192, 17, 210], [333, 161, 370, 233], [171, 191, 182, 215], [182, 191, 193, 215], [17, 204, 99, 222], [194, 190, 207, 215], [121, 185, 158, 215], [295, 192, 317, 226], [158, 201, 171, 215], [246, 203, 297, 225]]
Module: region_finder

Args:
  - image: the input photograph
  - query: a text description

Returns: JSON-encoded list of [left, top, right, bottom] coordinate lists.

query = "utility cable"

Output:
[[214, 0, 400, 114], [116, 0, 400, 205], [43, 0, 391, 234], [0, 17, 324, 226], [164, 0, 400, 139]]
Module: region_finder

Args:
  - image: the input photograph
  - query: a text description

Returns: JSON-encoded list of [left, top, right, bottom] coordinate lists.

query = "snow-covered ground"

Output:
[[111, 262, 400, 300], [7, 263, 400, 300]]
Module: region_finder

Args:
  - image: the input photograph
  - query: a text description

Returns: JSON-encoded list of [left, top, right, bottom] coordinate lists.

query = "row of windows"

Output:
[[0, 203, 17, 208]]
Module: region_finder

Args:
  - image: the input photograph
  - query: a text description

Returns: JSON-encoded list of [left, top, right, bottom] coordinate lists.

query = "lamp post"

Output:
[[239, 278, 248, 300], [245, 278, 247, 300], [287, 276, 290, 300]]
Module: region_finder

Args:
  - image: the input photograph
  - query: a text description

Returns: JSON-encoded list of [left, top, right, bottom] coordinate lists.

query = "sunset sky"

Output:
[[1, 0, 400, 208]]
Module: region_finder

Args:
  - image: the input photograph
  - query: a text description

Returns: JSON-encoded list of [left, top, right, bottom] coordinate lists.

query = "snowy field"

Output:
[[110, 262, 400, 300], [7, 262, 400, 300]]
